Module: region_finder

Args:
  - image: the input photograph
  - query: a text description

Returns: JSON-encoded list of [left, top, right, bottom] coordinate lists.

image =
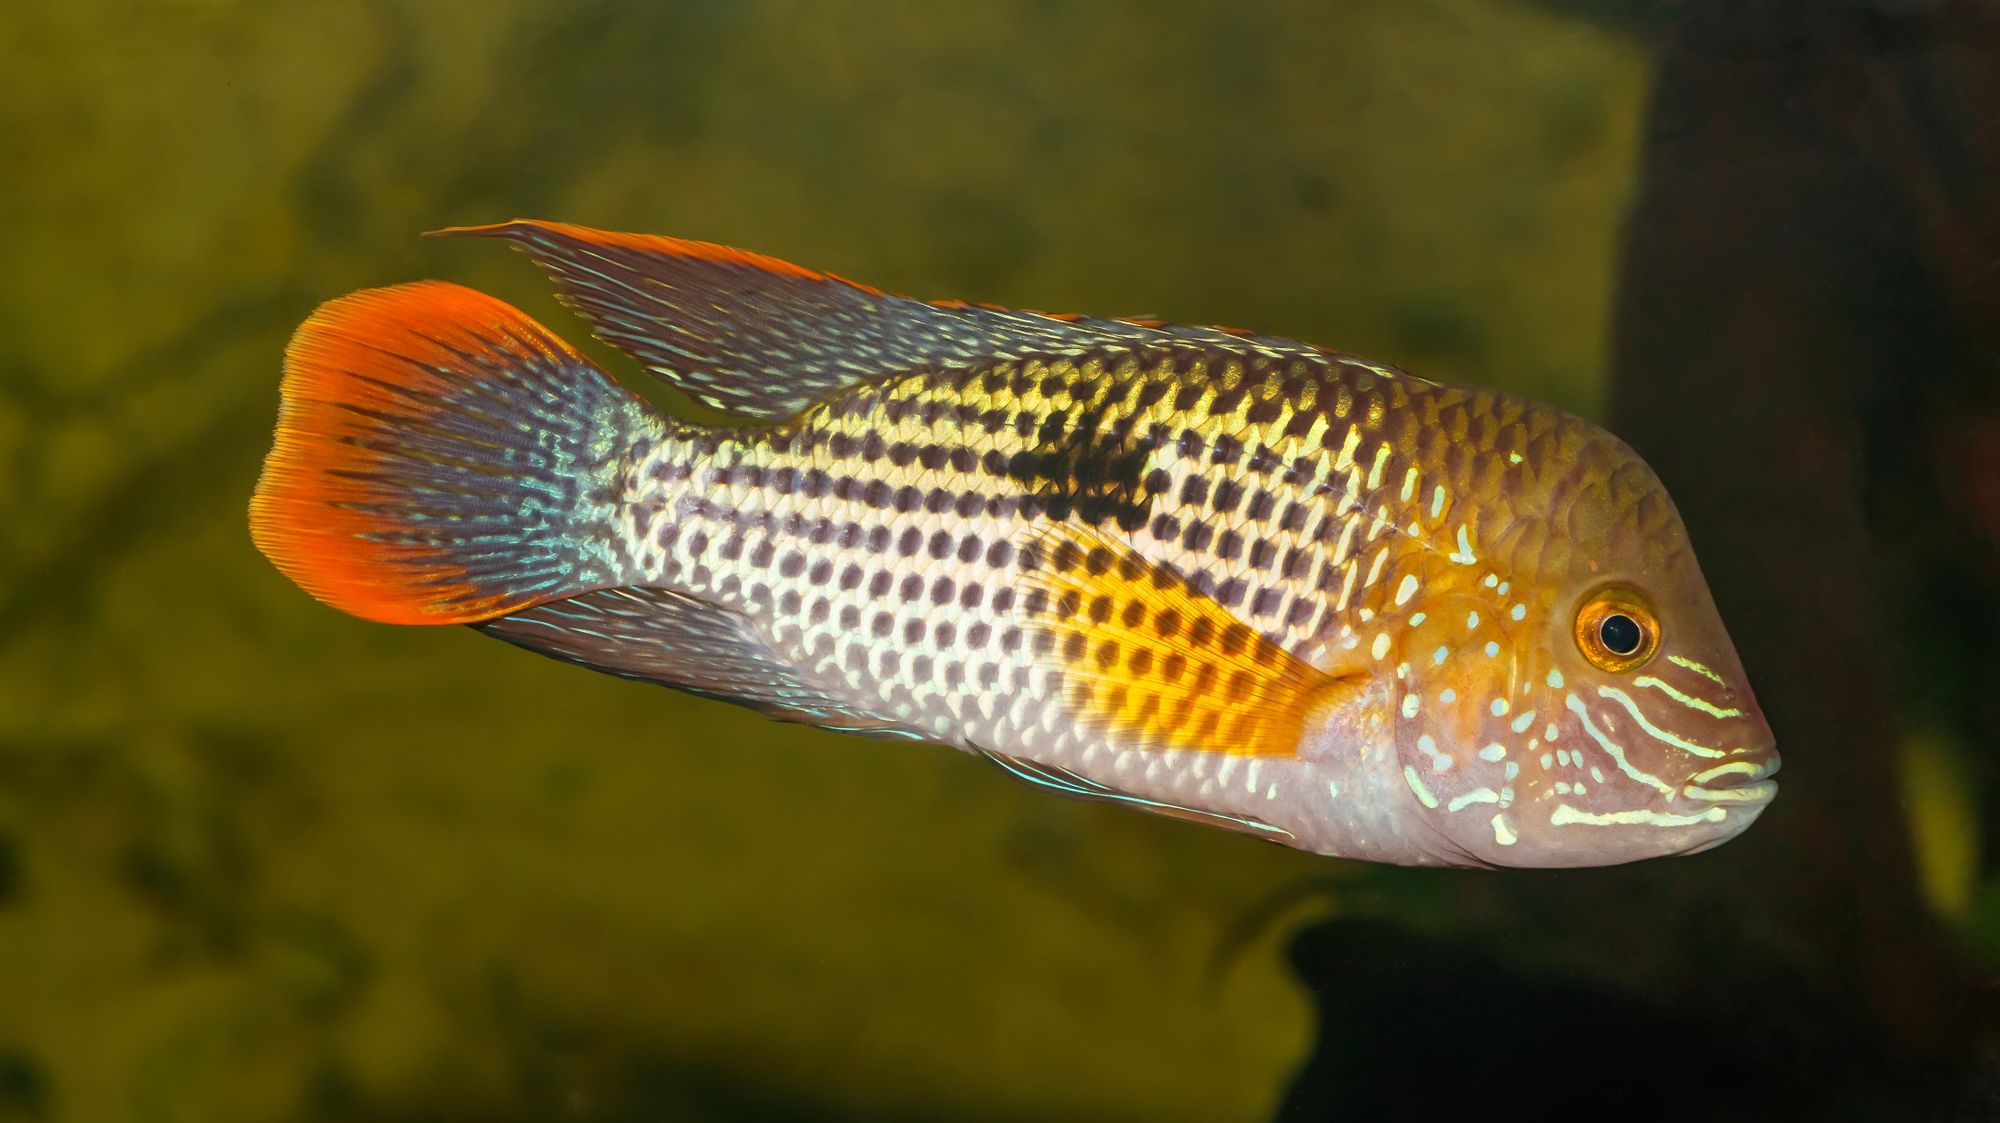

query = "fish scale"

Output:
[[634, 348, 1517, 762], [250, 220, 1780, 868]]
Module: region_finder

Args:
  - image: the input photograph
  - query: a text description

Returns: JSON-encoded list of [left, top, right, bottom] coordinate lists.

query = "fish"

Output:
[[249, 219, 1779, 868]]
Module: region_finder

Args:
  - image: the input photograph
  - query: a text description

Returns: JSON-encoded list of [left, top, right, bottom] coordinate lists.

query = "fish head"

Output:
[[1386, 406, 1777, 868]]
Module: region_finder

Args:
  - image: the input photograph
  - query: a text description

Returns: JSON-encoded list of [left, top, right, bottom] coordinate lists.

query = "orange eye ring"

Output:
[[1574, 586, 1660, 673]]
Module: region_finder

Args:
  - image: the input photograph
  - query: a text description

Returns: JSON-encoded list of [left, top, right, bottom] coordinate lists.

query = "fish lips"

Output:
[[1680, 753, 1781, 808]]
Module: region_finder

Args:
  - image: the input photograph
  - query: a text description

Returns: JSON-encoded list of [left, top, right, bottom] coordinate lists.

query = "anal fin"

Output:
[[981, 751, 1293, 842], [479, 586, 927, 740]]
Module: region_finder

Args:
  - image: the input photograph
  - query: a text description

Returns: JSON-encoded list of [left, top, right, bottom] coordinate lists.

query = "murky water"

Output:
[[2, 2, 1994, 1120]]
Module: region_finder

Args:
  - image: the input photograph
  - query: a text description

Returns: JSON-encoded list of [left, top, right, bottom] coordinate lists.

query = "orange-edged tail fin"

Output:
[[250, 281, 657, 625]]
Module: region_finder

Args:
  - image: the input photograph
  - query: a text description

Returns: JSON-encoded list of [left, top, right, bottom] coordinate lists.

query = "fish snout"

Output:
[[1676, 682, 1778, 807]]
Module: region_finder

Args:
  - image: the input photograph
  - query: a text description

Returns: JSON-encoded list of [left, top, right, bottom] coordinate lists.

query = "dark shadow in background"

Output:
[[1278, 1, 1999, 1119]]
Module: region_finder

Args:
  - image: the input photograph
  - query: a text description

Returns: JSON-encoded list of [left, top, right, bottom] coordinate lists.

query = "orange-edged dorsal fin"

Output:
[[1020, 523, 1362, 758], [429, 220, 1332, 422]]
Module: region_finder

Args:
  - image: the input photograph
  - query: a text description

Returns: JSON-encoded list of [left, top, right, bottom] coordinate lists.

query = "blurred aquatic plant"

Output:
[[1901, 728, 1979, 921]]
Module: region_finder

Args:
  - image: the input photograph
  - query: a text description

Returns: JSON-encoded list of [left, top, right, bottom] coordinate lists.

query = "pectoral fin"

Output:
[[1019, 523, 1364, 758]]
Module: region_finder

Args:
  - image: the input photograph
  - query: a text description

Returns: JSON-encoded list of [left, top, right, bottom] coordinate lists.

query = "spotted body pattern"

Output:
[[251, 220, 1779, 868]]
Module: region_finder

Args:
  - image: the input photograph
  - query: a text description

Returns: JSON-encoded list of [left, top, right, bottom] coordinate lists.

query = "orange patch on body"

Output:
[[1024, 525, 1351, 757]]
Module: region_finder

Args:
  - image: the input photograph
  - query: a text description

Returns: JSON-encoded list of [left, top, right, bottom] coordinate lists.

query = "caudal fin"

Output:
[[249, 281, 658, 625]]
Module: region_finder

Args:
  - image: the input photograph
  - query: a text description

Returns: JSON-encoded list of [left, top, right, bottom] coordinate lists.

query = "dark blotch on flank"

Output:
[[1005, 411, 1160, 533]]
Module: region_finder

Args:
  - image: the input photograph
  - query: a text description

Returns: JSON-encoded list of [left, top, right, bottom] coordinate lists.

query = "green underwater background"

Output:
[[3, 2, 1996, 1120]]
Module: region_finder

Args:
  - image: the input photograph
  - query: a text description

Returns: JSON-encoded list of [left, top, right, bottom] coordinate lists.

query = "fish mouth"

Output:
[[1679, 755, 1780, 807]]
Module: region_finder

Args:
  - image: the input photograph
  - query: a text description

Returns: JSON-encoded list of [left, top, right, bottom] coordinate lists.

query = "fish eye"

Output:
[[1599, 614, 1642, 655], [1574, 586, 1659, 673]]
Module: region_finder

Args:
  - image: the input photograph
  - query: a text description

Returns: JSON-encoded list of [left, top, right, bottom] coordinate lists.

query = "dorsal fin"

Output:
[[430, 220, 1331, 421]]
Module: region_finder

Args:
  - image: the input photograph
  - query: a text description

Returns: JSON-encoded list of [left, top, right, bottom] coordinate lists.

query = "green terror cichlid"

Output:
[[250, 221, 1779, 868]]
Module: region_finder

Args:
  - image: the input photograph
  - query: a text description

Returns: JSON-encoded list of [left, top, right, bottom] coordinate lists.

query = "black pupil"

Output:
[[1599, 614, 1643, 656]]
